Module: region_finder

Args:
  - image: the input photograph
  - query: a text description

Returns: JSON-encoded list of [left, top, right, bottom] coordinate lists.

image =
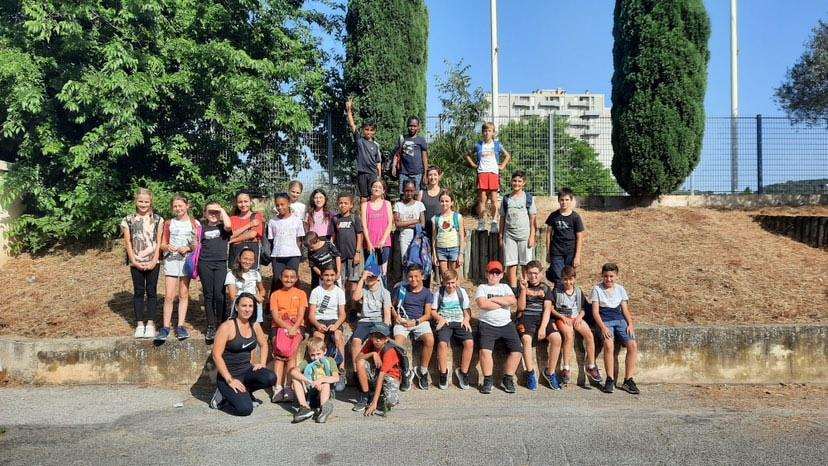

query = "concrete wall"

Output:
[[1, 325, 825, 386], [0, 161, 22, 266]]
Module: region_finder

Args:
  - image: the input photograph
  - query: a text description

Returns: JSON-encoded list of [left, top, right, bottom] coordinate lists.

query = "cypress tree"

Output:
[[344, 0, 429, 153], [611, 0, 710, 195]]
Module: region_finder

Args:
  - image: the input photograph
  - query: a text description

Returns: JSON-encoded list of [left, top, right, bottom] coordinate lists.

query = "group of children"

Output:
[[120, 118, 640, 422]]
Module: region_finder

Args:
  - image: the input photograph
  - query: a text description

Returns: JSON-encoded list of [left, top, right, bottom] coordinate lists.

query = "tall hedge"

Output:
[[611, 0, 710, 195], [344, 0, 429, 152]]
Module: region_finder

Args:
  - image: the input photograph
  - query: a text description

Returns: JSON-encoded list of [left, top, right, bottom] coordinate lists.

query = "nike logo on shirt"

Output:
[[242, 341, 255, 349]]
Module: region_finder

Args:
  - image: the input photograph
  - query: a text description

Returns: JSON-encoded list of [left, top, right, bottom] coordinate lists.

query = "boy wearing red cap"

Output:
[[474, 260, 523, 394]]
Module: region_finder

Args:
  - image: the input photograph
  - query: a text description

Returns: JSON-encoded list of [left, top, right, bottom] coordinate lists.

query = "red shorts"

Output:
[[477, 172, 500, 191]]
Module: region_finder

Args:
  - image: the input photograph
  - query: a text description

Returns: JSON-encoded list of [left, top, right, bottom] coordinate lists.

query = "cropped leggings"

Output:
[[130, 265, 159, 323]]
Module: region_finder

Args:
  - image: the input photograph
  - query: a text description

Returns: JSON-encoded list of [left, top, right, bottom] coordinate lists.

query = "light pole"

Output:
[[490, 0, 499, 125], [730, 0, 739, 193]]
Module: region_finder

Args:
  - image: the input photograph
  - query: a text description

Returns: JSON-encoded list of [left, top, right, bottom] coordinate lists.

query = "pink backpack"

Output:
[[272, 319, 302, 359]]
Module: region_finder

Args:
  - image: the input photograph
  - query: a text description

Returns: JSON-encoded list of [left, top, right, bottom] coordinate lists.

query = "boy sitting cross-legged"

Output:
[[431, 269, 474, 390], [289, 337, 339, 424], [475, 260, 523, 394], [353, 323, 405, 416]]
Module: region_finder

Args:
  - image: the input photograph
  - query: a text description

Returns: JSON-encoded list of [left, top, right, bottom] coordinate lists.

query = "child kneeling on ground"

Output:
[[289, 337, 339, 424], [431, 269, 474, 390], [475, 260, 522, 394], [590, 262, 640, 395], [353, 323, 404, 416]]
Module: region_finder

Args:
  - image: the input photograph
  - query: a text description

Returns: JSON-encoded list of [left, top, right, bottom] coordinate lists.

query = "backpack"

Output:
[[302, 356, 335, 382], [380, 340, 410, 382], [324, 333, 345, 367], [502, 192, 534, 218], [403, 224, 432, 279], [436, 286, 466, 313], [432, 212, 461, 234], [475, 140, 504, 165]]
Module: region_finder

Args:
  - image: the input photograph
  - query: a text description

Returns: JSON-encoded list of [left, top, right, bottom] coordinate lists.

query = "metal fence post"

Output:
[[756, 114, 763, 195], [326, 112, 333, 184], [730, 116, 739, 193], [548, 114, 555, 196]]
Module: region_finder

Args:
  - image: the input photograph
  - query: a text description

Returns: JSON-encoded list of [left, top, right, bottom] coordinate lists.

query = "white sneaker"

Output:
[[134, 323, 145, 338], [271, 385, 283, 403], [143, 322, 157, 339]]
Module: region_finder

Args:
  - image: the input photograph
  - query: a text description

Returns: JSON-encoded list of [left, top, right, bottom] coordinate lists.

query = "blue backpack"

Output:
[[302, 356, 335, 382], [475, 140, 504, 164], [403, 224, 432, 280], [502, 192, 534, 217]]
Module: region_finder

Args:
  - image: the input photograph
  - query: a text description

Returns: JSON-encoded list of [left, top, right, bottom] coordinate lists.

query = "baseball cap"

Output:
[[486, 260, 503, 273], [365, 263, 382, 278], [367, 323, 390, 337]]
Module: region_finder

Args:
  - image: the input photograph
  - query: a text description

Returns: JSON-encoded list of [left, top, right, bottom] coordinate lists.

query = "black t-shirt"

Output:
[[545, 210, 584, 256], [199, 221, 231, 262], [522, 282, 553, 317], [395, 135, 428, 175], [420, 189, 443, 238], [308, 240, 340, 271], [334, 213, 363, 259], [354, 131, 381, 175]]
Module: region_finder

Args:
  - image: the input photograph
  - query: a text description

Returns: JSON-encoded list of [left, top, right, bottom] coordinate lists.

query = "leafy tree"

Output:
[[775, 21, 828, 125], [499, 117, 621, 197], [0, 0, 336, 252], [343, 0, 428, 154], [611, 0, 710, 196]]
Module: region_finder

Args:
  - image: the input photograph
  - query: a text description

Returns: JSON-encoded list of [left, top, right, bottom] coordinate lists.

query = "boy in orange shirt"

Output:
[[269, 268, 308, 403]]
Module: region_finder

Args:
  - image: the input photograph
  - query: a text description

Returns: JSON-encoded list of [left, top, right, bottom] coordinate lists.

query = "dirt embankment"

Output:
[[1, 207, 825, 338]]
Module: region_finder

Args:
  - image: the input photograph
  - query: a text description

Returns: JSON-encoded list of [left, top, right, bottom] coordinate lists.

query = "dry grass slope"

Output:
[[0, 207, 825, 338]]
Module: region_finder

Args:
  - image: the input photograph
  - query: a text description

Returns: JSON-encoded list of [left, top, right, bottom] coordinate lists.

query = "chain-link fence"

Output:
[[276, 113, 828, 199]]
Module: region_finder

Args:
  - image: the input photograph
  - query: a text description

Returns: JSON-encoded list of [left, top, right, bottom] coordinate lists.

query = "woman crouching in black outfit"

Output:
[[210, 292, 276, 415]]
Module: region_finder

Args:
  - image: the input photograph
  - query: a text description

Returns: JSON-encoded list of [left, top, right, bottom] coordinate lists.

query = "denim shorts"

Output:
[[603, 319, 635, 345], [435, 246, 460, 262]]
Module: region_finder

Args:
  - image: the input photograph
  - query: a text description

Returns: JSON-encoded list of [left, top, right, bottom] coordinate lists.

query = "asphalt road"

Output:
[[0, 383, 825, 465]]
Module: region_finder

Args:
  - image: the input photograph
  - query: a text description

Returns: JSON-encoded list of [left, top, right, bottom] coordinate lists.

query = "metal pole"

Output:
[[756, 114, 763, 195], [730, 0, 739, 193], [548, 114, 555, 196], [490, 0, 499, 125], [326, 112, 333, 184]]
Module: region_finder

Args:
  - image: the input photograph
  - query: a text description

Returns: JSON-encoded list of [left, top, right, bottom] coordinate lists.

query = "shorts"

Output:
[[342, 258, 364, 283], [436, 321, 473, 344], [399, 173, 423, 193], [317, 318, 338, 328], [393, 321, 432, 340], [546, 254, 574, 284], [361, 359, 400, 407], [515, 313, 557, 337], [351, 320, 383, 341], [477, 172, 500, 191], [477, 321, 523, 353], [503, 236, 533, 267], [357, 173, 377, 199], [602, 319, 635, 345], [271, 256, 302, 284], [163, 257, 186, 277], [435, 247, 460, 262]]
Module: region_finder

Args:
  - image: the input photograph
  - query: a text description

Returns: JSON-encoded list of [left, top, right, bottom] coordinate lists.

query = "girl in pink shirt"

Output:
[[306, 188, 335, 241], [361, 179, 393, 277]]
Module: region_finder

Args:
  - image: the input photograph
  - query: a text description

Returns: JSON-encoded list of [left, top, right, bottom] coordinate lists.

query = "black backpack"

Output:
[[380, 340, 410, 381]]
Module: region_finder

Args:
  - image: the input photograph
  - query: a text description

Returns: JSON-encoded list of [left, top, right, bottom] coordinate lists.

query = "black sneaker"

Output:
[[209, 388, 224, 409], [400, 370, 413, 392], [205, 325, 216, 343], [454, 368, 470, 390], [602, 378, 615, 394], [292, 406, 315, 423], [352, 392, 369, 411], [438, 371, 449, 390], [249, 394, 263, 408], [415, 367, 430, 390], [501, 375, 516, 394], [620, 378, 640, 395], [480, 376, 494, 394]]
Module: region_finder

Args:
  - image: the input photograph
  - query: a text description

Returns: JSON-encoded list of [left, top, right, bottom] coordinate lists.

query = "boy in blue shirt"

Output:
[[391, 264, 434, 391]]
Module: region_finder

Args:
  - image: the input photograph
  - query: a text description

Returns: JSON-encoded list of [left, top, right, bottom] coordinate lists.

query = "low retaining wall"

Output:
[[753, 215, 828, 248], [1, 325, 824, 386]]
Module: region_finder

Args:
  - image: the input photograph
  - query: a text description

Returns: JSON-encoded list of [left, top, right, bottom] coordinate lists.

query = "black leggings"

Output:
[[130, 266, 159, 323], [217, 368, 277, 416], [198, 260, 227, 327]]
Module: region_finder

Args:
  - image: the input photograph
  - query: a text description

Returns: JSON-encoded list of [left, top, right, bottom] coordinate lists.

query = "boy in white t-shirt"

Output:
[[590, 262, 639, 395], [308, 265, 347, 389], [465, 122, 512, 230], [431, 269, 474, 390], [475, 260, 523, 394]]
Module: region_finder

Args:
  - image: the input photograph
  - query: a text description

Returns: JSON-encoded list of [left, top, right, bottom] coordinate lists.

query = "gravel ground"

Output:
[[0, 383, 825, 465]]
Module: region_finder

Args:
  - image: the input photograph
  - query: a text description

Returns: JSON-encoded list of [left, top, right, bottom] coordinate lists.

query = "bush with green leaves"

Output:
[[0, 0, 337, 253], [611, 0, 710, 196]]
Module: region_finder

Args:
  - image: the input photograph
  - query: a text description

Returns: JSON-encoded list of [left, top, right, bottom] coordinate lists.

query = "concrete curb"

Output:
[[0, 324, 825, 386]]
